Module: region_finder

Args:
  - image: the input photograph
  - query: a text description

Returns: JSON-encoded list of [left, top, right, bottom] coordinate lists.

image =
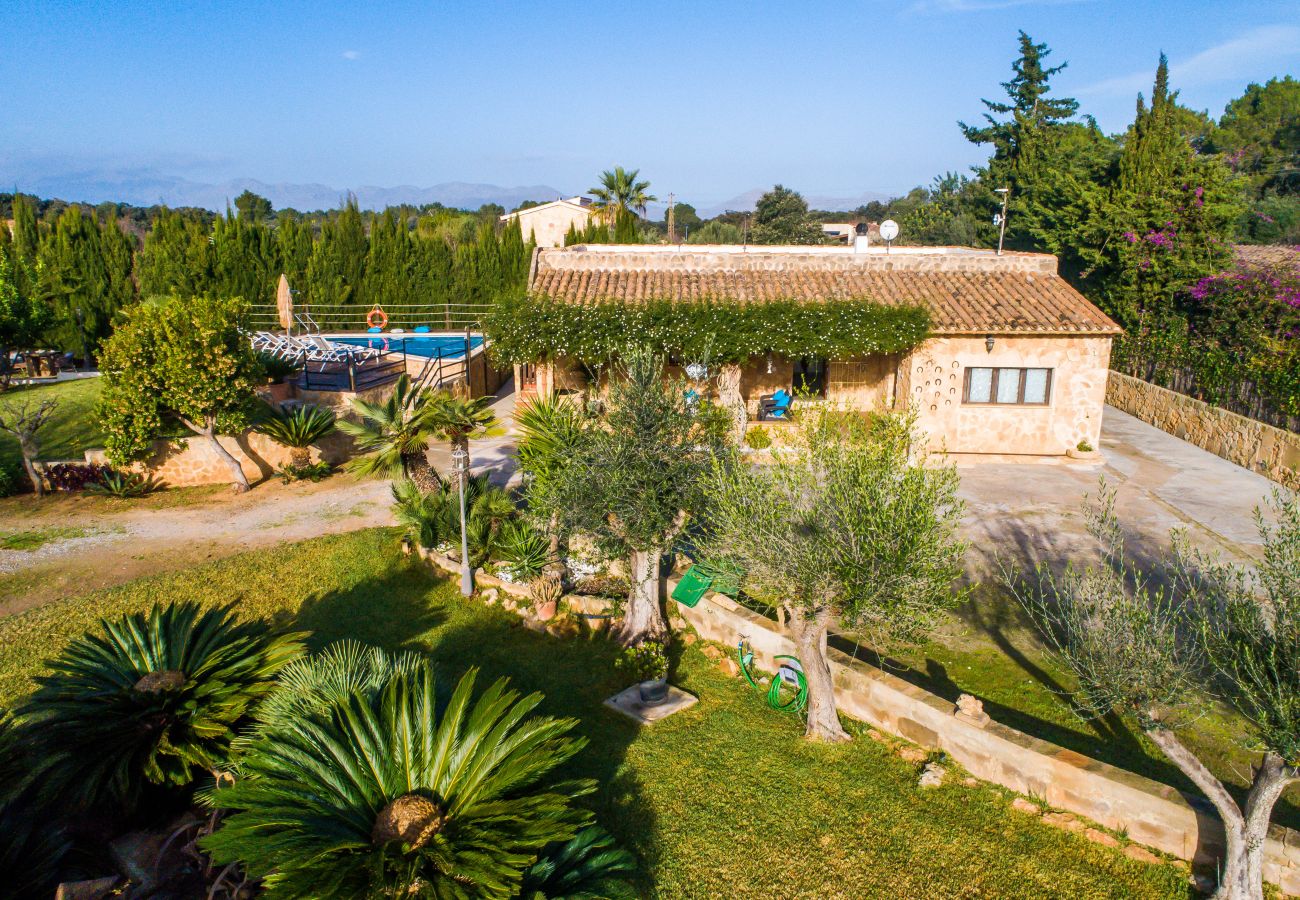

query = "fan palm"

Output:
[[18, 602, 306, 813], [521, 825, 637, 900], [202, 662, 595, 899], [256, 403, 337, 468], [392, 474, 518, 565], [589, 166, 656, 219], [427, 390, 501, 488], [338, 374, 442, 491]]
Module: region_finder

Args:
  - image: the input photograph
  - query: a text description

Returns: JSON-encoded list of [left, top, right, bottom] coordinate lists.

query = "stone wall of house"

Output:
[[827, 354, 898, 410], [1107, 371, 1300, 485], [674, 588, 1300, 894], [901, 335, 1112, 456], [540, 245, 1060, 276]]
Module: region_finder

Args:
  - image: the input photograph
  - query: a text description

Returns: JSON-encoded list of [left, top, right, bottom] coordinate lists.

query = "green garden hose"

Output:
[[737, 640, 808, 713]]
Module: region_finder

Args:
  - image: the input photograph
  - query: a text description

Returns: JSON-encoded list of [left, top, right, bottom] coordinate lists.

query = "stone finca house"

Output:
[[499, 197, 596, 248], [510, 243, 1122, 459]]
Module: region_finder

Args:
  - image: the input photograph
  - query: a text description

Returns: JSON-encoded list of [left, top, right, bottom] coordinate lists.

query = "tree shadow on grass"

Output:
[[282, 570, 659, 893]]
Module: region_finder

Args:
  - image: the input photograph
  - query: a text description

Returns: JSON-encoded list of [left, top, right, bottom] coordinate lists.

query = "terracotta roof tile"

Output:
[[530, 262, 1122, 336]]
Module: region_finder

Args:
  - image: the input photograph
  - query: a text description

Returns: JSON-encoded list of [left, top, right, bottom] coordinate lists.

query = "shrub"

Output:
[[257, 351, 301, 384], [278, 461, 332, 483], [1076, 439, 1094, 453], [498, 519, 551, 580], [44, 462, 110, 492], [0, 458, 23, 498], [521, 825, 637, 900], [17, 602, 306, 813], [744, 426, 772, 450], [87, 469, 163, 498], [256, 403, 336, 468], [391, 474, 517, 564], [616, 641, 668, 682], [202, 662, 596, 898]]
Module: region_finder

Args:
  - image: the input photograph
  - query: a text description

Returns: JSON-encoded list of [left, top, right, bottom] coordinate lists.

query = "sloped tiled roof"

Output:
[[1234, 244, 1300, 269], [529, 247, 1122, 336]]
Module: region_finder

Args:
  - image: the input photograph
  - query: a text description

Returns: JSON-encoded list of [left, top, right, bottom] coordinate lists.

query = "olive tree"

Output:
[[0, 397, 58, 495], [1007, 482, 1300, 900], [697, 408, 967, 741], [98, 295, 261, 492], [553, 348, 726, 644]]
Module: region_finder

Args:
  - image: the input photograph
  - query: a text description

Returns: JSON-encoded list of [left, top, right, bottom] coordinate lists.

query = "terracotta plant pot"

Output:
[[638, 678, 669, 706], [534, 599, 559, 621]]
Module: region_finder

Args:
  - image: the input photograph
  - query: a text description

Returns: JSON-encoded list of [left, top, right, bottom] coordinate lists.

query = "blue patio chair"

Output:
[[759, 389, 792, 421]]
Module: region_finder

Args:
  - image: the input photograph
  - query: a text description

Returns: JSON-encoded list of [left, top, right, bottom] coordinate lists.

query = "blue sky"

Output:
[[2, 0, 1298, 207]]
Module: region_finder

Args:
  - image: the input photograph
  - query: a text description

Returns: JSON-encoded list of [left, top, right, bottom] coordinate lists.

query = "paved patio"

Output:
[[958, 405, 1280, 576]]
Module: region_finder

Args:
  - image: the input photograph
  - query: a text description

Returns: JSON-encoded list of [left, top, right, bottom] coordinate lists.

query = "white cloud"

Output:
[[1079, 25, 1300, 96], [910, 0, 1088, 11], [341, 49, 361, 61]]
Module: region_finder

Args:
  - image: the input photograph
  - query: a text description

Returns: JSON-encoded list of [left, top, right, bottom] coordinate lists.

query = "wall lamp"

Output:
[[985, 335, 996, 353]]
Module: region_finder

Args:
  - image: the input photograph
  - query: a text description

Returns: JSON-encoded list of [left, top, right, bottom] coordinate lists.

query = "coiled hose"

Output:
[[737, 639, 808, 713]]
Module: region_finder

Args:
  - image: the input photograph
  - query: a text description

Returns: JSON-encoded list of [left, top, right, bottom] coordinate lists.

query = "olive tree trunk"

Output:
[[18, 437, 44, 496], [1146, 726, 1297, 900], [786, 604, 849, 742], [183, 416, 249, 493], [619, 546, 669, 645], [718, 363, 747, 445]]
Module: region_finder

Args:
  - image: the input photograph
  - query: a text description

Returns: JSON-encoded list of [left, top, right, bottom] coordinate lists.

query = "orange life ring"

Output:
[[367, 307, 388, 329]]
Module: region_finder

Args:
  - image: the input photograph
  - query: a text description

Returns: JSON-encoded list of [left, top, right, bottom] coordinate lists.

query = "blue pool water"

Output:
[[333, 334, 484, 360]]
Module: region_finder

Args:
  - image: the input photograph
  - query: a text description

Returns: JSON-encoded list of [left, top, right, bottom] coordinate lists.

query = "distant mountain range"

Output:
[[16, 170, 895, 218], [16, 174, 571, 213]]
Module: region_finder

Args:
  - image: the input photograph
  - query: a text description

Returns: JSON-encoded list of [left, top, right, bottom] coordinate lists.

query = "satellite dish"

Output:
[[879, 220, 900, 242]]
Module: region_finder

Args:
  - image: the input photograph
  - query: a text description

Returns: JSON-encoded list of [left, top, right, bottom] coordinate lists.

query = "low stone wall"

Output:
[[133, 430, 356, 487], [674, 588, 1300, 894], [1107, 371, 1300, 485]]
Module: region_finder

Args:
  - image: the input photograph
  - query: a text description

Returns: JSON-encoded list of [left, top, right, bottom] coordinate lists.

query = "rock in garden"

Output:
[[897, 745, 929, 764], [1011, 797, 1040, 815], [1085, 828, 1119, 848], [55, 878, 122, 900], [1123, 844, 1162, 864], [918, 762, 947, 788], [718, 657, 740, 677], [700, 644, 724, 661], [480, 588, 499, 606], [681, 632, 698, 646], [953, 693, 991, 727], [1041, 812, 1084, 834]]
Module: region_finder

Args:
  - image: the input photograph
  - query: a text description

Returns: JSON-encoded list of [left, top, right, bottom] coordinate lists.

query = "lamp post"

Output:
[[994, 187, 1010, 256], [452, 446, 473, 596]]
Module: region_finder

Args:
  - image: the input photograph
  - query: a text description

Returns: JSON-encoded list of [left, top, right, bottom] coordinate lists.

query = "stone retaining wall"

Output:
[[674, 589, 1300, 894], [1107, 371, 1300, 485], [408, 545, 1300, 894]]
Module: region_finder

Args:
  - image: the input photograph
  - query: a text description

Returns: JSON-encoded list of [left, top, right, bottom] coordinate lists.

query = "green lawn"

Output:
[[831, 582, 1300, 832], [0, 529, 1190, 898], [0, 377, 106, 471]]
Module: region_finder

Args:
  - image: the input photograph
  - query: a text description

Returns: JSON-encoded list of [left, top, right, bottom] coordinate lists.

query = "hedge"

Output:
[[483, 294, 931, 365]]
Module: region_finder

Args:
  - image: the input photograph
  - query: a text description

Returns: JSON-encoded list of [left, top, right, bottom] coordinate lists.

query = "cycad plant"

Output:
[[521, 825, 637, 900], [338, 374, 442, 491], [18, 602, 306, 813], [202, 662, 596, 899], [256, 403, 337, 468]]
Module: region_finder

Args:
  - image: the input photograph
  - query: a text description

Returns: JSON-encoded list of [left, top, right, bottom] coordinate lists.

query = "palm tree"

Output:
[[516, 395, 585, 573], [589, 166, 656, 221], [255, 403, 337, 468], [18, 602, 306, 814], [391, 474, 518, 566], [202, 660, 595, 899], [427, 389, 501, 488], [337, 374, 442, 491]]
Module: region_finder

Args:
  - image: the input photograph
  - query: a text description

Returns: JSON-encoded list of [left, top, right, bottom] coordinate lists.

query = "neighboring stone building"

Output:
[[499, 197, 596, 248], [518, 244, 1122, 459]]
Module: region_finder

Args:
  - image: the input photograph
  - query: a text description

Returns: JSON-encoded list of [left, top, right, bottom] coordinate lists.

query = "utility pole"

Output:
[[666, 192, 676, 243], [994, 187, 1010, 256]]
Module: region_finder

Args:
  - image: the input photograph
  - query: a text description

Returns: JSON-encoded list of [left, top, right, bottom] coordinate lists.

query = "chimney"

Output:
[[853, 221, 870, 253]]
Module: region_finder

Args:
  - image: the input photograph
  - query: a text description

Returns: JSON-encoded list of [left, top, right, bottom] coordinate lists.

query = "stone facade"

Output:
[[672, 586, 1300, 895], [116, 429, 358, 488], [1107, 371, 1300, 485], [902, 335, 1112, 456], [500, 198, 595, 248]]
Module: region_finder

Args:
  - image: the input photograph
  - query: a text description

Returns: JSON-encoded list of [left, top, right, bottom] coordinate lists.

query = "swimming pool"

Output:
[[332, 334, 485, 360]]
